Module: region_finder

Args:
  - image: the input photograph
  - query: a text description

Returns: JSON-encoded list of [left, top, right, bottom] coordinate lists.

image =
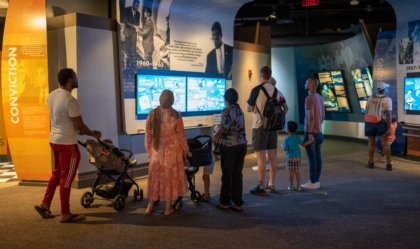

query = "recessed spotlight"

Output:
[[350, 0, 359, 5]]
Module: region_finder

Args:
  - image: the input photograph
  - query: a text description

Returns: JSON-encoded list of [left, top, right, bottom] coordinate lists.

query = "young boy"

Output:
[[201, 152, 215, 202], [281, 121, 313, 191], [380, 115, 398, 161]]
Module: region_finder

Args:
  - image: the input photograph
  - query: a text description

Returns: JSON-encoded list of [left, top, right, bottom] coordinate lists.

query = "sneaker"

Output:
[[287, 185, 295, 191], [301, 180, 318, 190], [386, 163, 392, 171], [316, 182, 320, 189], [367, 161, 374, 169], [251, 165, 270, 171], [297, 186, 303, 191], [250, 185, 267, 195]]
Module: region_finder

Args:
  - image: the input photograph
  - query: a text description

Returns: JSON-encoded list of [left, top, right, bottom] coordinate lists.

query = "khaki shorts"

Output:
[[252, 126, 278, 151]]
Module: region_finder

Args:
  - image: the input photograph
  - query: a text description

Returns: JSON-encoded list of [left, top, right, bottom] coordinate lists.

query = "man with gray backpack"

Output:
[[247, 66, 288, 195], [364, 81, 393, 171]]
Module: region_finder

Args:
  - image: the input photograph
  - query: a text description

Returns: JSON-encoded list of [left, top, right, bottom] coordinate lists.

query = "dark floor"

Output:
[[1, 135, 420, 249]]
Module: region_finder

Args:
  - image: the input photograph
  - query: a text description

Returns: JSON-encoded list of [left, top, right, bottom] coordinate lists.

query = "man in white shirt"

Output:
[[251, 76, 288, 172], [247, 67, 288, 195], [35, 68, 102, 223]]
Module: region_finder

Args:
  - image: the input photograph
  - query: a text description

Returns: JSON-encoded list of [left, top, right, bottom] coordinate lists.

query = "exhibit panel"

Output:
[[118, 0, 249, 134], [1, 0, 52, 181], [316, 70, 351, 113], [350, 67, 373, 113]]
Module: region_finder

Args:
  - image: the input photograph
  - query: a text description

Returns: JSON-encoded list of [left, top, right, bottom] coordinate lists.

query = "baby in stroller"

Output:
[[78, 139, 143, 212]]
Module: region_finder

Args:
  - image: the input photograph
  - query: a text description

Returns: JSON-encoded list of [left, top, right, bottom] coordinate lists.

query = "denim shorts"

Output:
[[365, 119, 388, 137]]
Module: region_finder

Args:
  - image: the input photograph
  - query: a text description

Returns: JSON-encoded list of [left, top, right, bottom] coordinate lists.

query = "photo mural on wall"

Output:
[[294, 24, 373, 122], [408, 20, 420, 64], [118, 0, 242, 99], [372, 30, 397, 112]]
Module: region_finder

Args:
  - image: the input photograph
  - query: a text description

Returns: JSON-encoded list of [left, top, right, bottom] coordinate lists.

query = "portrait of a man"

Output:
[[205, 21, 233, 80]]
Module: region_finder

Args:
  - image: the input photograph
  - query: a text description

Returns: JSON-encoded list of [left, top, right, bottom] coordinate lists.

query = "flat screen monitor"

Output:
[[316, 70, 351, 112], [136, 75, 187, 114], [351, 67, 373, 113], [186, 77, 226, 112], [404, 77, 420, 111]]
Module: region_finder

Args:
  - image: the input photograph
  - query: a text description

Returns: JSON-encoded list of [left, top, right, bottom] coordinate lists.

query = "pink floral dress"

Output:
[[144, 108, 189, 201]]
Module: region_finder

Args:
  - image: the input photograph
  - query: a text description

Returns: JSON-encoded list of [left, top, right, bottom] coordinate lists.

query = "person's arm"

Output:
[[282, 102, 289, 116], [214, 108, 230, 144], [139, 20, 152, 37], [281, 139, 288, 151], [68, 99, 100, 138], [144, 109, 153, 154], [175, 114, 189, 157], [277, 91, 288, 116], [246, 87, 258, 113], [301, 137, 314, 147], [385, 98, 392, 134], [305, 97, 315, 140], [71, 116, 101, 139], [246, 103, 254, 113]]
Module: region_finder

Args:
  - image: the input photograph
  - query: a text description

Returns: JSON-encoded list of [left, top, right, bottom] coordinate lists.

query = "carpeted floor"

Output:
[[1, 135, 420, 249]]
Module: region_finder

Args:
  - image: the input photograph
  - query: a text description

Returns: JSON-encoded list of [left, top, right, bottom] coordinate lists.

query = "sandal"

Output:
[[34, 205, 55, 219], [200, 195, 210, 203], [229, 205, 243, 212], [216, 203, 229, 210], [60, 214, 86, 223]]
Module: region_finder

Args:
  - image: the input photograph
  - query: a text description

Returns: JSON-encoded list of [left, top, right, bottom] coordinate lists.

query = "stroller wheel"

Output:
[[139, 189, 144, 201], [134, 189, 138, 201], [172, 197, 183, 210], [113, 195, 125, 212], [191, 191, 202, 203], [80, 191, 94, 208]]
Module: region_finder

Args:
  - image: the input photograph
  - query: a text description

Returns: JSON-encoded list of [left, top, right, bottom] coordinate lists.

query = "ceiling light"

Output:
[[350, 0, 359, 5]]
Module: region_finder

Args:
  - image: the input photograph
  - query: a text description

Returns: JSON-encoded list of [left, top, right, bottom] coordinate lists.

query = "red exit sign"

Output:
[[302, 0, 319, 6]]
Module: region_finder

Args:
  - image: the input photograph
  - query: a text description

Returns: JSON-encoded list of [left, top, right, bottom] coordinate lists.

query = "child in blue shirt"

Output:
[[281, 121, 313, 191]]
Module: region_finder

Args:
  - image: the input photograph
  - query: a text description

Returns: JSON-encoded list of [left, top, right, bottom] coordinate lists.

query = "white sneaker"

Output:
[[316, 182, 320, 189], [301, 180, 318, 190], [251, 165, 270, 171]]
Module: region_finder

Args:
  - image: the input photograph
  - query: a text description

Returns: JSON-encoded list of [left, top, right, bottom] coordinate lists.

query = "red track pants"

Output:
[[42, 143, 81, 215]]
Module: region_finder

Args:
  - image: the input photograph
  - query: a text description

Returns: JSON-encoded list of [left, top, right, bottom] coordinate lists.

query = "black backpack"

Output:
[[256, 84, 285, 131]]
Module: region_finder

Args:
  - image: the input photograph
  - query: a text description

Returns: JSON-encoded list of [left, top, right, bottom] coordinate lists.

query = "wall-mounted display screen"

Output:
[[135, 69, 228, 119], [316, 70, 351, 112], [404, 77, 420, 111], [136, 75, 187, 114], [351, 67, 373, 113], [186, 77, 226, 112]]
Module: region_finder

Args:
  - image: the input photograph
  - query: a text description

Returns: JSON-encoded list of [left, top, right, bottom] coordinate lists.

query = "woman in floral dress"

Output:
[[144, 90, 189, 215]]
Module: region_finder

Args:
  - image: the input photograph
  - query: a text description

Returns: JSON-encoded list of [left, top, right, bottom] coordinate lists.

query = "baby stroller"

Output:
[[172, 135, 213, 210], [78, 138, 143, 212]]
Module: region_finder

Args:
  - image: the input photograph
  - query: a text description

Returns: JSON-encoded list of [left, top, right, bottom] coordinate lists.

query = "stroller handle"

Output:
[[96, 138, 111, 150], [77, 140, 87, 148], [191, 134, 212, 143], [119, 148, 133, 158]]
